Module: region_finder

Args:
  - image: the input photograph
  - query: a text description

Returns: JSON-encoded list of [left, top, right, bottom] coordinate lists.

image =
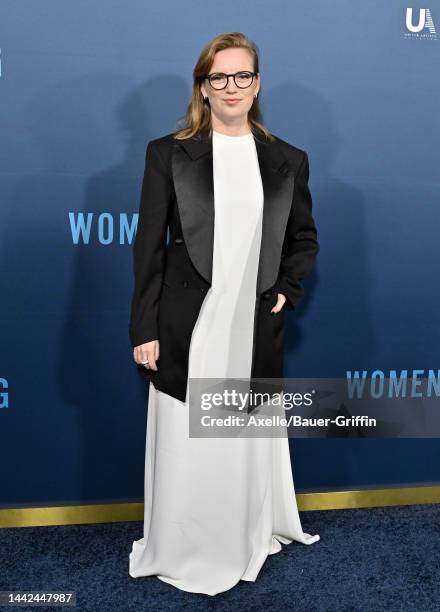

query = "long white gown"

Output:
[[129, 129, 320, 595]]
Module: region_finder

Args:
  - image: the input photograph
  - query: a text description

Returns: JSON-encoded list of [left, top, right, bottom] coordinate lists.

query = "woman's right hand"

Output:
[[133, 340, 160, 371]]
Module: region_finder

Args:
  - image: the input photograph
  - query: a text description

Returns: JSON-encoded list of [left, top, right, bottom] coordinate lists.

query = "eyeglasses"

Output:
[[203, 71, 258, 90]]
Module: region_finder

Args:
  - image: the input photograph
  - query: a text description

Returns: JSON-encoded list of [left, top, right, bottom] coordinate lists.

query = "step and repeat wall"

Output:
[[1, 1, 439, 507]]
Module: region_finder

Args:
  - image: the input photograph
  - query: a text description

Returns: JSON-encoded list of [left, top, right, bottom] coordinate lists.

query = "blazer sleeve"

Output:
[[276, 151, 320, 310], [128, 140, 171, 348]]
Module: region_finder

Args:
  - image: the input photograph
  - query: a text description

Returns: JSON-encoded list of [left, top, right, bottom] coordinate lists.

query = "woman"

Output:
[[128, 32, 320, 596]]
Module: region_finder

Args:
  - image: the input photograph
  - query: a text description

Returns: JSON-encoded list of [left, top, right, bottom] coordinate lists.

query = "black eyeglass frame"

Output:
[[202, 71, 259, 90]]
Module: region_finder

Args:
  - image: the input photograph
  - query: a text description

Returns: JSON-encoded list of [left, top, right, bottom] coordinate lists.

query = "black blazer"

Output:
[[129, 126, 320, 402]]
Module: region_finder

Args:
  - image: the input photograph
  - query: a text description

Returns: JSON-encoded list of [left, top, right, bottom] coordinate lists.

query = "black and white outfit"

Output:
[[129, 129, 320, 596]]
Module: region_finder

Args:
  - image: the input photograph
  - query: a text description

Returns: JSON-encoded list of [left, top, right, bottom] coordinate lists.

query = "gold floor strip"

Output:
[[297, 485, 440, 511], [1, 486, 439, 528]]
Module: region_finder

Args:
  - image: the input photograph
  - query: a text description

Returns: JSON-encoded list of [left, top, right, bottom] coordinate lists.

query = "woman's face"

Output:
[[200, 47, 260, 128]]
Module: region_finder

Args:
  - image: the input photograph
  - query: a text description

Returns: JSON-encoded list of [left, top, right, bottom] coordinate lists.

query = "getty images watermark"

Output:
[[186, 375, 440, 439]]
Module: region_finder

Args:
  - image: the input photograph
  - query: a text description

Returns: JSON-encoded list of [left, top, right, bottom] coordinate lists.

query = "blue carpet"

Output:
[[1, 504, 439, 611]]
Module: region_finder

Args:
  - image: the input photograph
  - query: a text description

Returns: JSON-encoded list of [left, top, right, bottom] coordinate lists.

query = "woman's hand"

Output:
[[133, 340, 160, 371], [271, 293, 287, 315]]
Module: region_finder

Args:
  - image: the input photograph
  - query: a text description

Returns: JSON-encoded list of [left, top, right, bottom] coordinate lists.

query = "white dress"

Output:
[[129, 129, 320, 596]]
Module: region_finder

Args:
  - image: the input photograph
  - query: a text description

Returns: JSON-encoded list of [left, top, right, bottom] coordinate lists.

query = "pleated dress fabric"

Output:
[[129, 129, 320, 596]]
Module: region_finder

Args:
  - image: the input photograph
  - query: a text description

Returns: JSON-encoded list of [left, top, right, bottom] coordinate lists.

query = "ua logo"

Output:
[[406, 7, 437, 34]]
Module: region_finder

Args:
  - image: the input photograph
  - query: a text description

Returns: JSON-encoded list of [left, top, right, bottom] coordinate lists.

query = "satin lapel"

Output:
[[253, 135, 295, 294], [171, 129, 295, 294], [171, 135, 215, 286]]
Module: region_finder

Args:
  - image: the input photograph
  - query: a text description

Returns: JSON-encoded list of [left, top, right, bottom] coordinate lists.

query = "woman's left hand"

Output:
[[271, 293, 287, 314]]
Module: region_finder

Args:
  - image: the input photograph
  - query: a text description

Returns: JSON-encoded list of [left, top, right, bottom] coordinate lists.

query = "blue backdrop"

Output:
[[1, 1, 439, 507]]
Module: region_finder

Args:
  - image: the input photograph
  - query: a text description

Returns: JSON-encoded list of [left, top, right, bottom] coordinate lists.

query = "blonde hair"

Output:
[[174, 32, 275, 142]]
